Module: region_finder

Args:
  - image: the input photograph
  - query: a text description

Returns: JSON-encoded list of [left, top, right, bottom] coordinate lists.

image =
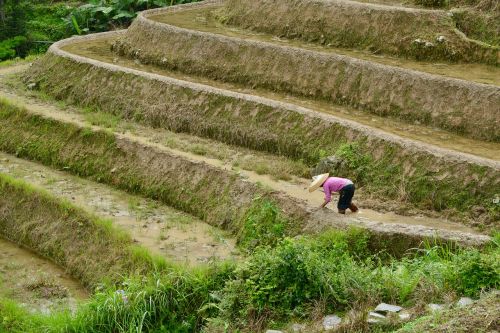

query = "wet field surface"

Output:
[[0, 153, 238, 267], [0, 238, 88, 314]]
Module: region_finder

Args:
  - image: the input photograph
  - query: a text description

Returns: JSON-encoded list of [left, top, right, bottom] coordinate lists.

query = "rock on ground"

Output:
[[323, 314, 342, 330], [374, 303, 403, 314], [457, 297, 474, 307]]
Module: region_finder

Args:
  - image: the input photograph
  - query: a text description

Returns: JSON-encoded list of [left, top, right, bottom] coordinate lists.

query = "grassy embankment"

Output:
[[0, 97, 309, 246], [0, 172, 230, 333], [24, 56, 500, 228], [219, 0, 498, 64], [0, 171, 498, 332], [0, 95, 499, 332]]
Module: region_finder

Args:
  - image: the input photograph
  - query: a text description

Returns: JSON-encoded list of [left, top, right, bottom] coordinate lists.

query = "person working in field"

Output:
[[309, 173, 358, 214]]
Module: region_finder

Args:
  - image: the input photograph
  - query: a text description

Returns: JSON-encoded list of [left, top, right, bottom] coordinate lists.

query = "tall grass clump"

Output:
[[66, 264, 234, 333], [237, 198, 291, 250]]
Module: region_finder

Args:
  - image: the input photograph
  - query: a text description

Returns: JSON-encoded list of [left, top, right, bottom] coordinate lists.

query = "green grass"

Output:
[[0, 55, 38, 68], [83, 107, 122, 129], [0, 171, 498, 332]]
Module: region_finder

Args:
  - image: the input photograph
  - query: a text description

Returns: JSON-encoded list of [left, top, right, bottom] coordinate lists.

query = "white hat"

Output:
[[308, 173, 329, 193]]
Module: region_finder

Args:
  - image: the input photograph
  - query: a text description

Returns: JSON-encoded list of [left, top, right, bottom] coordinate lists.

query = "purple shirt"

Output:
[[322, 177, 353, 203]]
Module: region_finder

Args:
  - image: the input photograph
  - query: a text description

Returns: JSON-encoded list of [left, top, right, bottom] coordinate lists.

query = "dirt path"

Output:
[[0, 152, 237, 266], [0, 238, 88, 314], [0, 64, 490, 245]]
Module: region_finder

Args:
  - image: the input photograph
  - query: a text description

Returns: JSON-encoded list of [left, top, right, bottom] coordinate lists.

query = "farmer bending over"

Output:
[[309, 173, 358, 214]]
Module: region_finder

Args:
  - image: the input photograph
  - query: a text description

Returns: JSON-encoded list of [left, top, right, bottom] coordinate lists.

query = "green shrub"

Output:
[[238, 198, 289, 249], [0, 36, 27, 61], [450, 250, 500, 297], [217, 233, 379, 327], [214, 234, 499, 329]]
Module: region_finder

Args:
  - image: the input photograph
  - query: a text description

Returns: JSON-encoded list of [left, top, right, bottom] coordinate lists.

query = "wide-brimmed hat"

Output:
[[308, 173, 329, 193]]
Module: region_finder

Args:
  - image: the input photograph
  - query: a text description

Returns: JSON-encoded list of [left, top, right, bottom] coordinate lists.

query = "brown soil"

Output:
[[0, 238, 87, 314]]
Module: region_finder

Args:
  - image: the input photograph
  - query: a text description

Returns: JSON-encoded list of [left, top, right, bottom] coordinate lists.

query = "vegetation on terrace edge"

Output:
[[0, 0, 200, 61], [21, 58, 500, 228], [0, 97, 312, 240], [219, 0, 499, 65], [0, 172, 499, 332]]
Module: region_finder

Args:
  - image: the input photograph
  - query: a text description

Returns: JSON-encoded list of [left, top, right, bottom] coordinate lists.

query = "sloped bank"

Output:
[[0, 173, 231, 333], [221, 0, 499, 64], [0, 98, 492, 250], [24, 34, 500, 227], [0, 173, 159, 289], [112, 1, 500, 142]]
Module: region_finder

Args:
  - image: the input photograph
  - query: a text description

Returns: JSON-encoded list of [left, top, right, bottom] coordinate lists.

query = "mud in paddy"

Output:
[[0, 153, 238, 266], [61, 38, 500, 161], [0, 238, 88, 314]]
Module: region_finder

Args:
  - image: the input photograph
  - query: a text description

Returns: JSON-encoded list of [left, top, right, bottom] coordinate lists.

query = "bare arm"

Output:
[[319, 200, 329, 209]]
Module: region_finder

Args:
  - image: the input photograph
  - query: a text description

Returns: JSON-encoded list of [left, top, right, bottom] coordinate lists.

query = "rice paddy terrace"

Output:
[[0, 0, 499, 332]]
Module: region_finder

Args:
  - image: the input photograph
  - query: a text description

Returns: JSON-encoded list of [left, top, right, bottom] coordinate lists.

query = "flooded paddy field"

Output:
[[0, 238, 88, 314], [0, 153, 238, 266]]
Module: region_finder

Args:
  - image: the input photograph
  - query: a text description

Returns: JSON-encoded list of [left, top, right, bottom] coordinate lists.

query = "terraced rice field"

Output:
[[0, 0, 498, 332]]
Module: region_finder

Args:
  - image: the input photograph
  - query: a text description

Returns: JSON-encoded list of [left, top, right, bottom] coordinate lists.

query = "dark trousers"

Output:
[[338, 184, 355, 210]]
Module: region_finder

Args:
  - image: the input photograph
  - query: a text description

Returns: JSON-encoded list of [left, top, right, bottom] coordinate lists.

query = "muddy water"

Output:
[[0, 153, 238, 266], [0, 238, 87, 314], [62, 38, 500, 161], [151, 6, 500, 86]]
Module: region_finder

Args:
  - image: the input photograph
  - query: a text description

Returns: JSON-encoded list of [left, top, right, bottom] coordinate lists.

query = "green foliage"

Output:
[[0, 0, 77, 59], [449, 249, 500, 297], [0, 36, 27, 60], [238, 198, 289, 249], [334, 142, 372, 184], [0, 0, 201, 60], [68, 0, 200, 34], [214, 235, 500, 330]]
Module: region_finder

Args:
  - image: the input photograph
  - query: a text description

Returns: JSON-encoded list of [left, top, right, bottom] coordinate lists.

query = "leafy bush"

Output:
[[450, 249, 500, 297], [238, 198, 289, 249], [0, 36, 27, 61], [214, 231, 499, 330], [68, 0, 200, 34]]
